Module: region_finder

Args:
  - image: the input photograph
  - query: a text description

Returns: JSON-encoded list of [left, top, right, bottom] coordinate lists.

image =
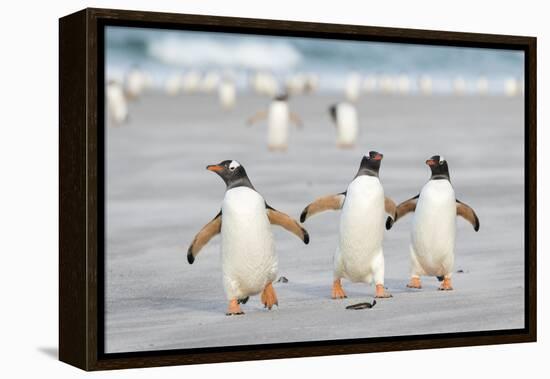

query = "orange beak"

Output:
[[206, 164, 224, 172], [372, 153, 383, 161], [426, 159, 436, 166]]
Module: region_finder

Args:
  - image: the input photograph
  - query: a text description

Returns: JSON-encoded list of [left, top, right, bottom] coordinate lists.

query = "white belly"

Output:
[[337, 176, 385, 282], [411, 180, 456, 276], [267, 101, 289, 147], [336, 103, 358, 145], [221, 187, 276, 299]]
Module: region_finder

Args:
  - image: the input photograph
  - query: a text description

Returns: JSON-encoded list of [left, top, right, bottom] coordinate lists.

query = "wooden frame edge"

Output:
[[58, 7, 537, 371]]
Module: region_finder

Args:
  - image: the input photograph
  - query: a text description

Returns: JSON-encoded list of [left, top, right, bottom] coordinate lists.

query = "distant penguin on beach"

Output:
[[345, 73, 362, 102], [187, 160, 309, 315], [418, 75, 433, 95], [182, 70, 201, 93], [201, 71, 221, 93], [218, 79, 237, 111], [386, 155, 480, 290], [476, 76, 489, 95], [125, 67, 147, 100], [453, 77, 467, 95], [106, 80, 128, 125], [329, 102, 358, 148], [164, 73, 183, 96], [247, 93, 303, 151], [300, 152, 397, 299]]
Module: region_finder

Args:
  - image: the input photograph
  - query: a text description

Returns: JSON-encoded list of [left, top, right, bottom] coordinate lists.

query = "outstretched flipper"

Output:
[[246, 109, 267, 126], [456, 199, 480, 231], [384, 197, 397, 224], [187, 211, 222, 264], [300, 193, 346, 222], [289, 112, 303, 128], [386, 194, 419, 230], [266, 205, 309, 244]]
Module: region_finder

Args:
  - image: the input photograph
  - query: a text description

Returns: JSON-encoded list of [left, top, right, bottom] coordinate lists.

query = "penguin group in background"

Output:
[[386, 155, 480, 290], [300, 152, 397, 299], [328, 102, 358, 148], [187, 160, 309, 315], [106, 80, 128, 125], [247, 93, 303, 151]]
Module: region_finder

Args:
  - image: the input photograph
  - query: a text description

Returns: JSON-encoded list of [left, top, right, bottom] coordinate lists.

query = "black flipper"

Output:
[[436, 276, 444, 282]]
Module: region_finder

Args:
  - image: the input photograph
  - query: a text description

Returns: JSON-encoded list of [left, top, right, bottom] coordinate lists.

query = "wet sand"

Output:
[[105, 92, 525, 353]]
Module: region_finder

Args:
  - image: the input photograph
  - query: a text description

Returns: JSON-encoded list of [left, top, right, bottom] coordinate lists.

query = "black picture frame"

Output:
[[59, 7, 537, 371]]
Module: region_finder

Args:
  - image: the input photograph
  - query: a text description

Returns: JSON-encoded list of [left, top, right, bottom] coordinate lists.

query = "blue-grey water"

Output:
[[106, 26, 524, 94]]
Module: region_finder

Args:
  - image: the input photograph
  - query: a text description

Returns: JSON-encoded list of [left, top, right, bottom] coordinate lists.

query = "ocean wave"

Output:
[[147, 36, 302, 71]]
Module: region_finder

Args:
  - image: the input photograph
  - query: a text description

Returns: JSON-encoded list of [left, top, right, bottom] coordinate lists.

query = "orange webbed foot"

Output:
[[261, 282, 278, 310], [226, 298, 244, 316], [375, 284, 392, 298], [438, 277, 453, 291], [331, 279, 347, 299], [407, 277, 422, 289]]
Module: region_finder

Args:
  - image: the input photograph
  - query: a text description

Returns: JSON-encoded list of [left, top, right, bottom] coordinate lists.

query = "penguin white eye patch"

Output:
[[439, 156, 446, 164], [229, 160, 240, 170]]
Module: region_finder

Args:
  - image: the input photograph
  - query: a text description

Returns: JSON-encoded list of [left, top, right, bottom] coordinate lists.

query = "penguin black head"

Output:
[[206, 160, 254, 190], [355, 151, 384, 178], [328, 104, 338, 123], [426, 155, 450, 181], [274, 93, 289, 102]]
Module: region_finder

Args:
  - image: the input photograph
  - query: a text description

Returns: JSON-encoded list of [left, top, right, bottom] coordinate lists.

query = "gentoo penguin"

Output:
[[418, 75, 433, 96], [201, 71, 221, 93], [328, 102, 358, 148], [106, 80, 128, 125], [182, 70, 201, 93], [378, 75, 396, 94], [386, 155, 480, 290], [218, 79, 237, 111], [476, 76, 489, 95], [247, 93, 303, 151], [300, 152, 397, 299], [453, 77, 467, 96], [396, 74, 411, 95], [125, 67, 147, 100], [345, 72, 362, 102], [164, 73, 183, 96], [504, 77, 520, 97], [363, 75, 377, 94], [187, 160, 309, 315]]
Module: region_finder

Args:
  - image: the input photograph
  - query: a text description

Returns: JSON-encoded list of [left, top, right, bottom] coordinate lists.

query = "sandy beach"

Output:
[[105, 92, 525, 353]]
